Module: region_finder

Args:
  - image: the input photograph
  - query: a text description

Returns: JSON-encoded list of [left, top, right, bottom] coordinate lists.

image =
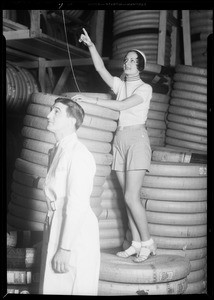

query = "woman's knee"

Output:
[[124, 191, 140, 208]]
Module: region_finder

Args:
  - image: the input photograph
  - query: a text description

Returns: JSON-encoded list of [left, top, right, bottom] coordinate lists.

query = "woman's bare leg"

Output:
[[116, 170, 145, 242], [116, 170, 141, 256], [124, 170, 150, 241]]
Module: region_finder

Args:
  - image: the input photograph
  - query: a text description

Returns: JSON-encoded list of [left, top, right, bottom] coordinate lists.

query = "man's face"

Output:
[[47, 102, 75, 133]]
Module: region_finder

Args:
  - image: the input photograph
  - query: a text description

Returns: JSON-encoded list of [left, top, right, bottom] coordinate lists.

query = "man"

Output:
[[39, 97, 100, 295]]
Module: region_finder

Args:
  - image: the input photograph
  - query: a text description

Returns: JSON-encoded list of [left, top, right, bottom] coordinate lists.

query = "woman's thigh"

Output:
[[125, 169, 146, 197]]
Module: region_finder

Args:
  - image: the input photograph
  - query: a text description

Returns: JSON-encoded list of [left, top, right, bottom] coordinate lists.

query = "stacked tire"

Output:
[[7, 92, 119, 231], [98, 248, 190, 295], [7, 229, 39, 294], [147, 92, 170, 147], [6, 62, 40, 112], [166, 64, 207, 154], [190, 10, 213, 68], [122, 159, 207, 294], [112, 10, 172, 65], [99, 172, 127, 250], [7, 129, 19, 205], [151, 146, 207, 165]]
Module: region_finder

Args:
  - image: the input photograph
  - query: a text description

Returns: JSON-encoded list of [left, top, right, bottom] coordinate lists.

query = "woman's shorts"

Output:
[[112, 126, 151, 172]]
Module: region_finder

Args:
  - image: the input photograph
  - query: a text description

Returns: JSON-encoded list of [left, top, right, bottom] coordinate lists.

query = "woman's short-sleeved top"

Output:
[[112, 76, 152, 127]]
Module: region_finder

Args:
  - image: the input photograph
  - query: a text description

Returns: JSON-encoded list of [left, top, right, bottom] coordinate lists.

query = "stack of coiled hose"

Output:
[[112, 10, 172, 65], [7, 92, 119, 230], [190, 10, 213, 68], [166, 64, 207, 154]]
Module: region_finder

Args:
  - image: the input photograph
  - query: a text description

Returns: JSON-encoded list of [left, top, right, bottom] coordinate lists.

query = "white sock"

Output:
[[141, 238, 153, 247], [131, 241, 141, 249]]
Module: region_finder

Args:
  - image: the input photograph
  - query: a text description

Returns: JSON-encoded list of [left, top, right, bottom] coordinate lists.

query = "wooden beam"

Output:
[[10, 60, 39, 68], [13, 57, 109, 69], [182, 10, 192, 65], [44, 57, 109, 68], [6, 47, 40, 62], [3, 30, 30, 40], [157, 10, 167, 66], [3, 18, 28, 30], [53, 67, 71, 94]]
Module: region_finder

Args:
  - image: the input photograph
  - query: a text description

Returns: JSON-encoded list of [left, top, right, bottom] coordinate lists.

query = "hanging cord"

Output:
[[124, 75, 127, 98], [61, 10, 81, 93]]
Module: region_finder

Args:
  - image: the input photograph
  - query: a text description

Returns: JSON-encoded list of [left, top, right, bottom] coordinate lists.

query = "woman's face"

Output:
[[123, 51, 139, 76]]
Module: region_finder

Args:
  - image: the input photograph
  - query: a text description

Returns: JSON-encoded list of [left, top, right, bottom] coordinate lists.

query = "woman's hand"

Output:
[[52, 248, 71, 273], [72, 94, 97, 104], [72, 94, 87, 102], [79, 28, 93, 47]]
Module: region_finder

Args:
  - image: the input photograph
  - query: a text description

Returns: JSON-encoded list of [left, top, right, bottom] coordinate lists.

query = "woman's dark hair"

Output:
[[54, 97, 85, 130], [124, 50, 146, 73], [135, 50, 145, 72]]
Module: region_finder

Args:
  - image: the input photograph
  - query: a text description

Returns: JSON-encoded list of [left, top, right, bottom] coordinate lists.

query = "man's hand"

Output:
[[52, 248, 71, 273]]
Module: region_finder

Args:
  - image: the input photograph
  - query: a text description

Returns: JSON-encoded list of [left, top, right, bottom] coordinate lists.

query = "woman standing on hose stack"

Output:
[[72, 28, 156, 263]]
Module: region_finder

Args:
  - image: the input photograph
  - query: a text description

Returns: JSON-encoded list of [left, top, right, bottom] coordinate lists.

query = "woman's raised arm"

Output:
[[79, 28, 114, 89]]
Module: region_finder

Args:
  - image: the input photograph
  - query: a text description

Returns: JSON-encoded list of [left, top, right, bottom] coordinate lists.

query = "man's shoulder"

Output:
[[73, 140, 95, 162]]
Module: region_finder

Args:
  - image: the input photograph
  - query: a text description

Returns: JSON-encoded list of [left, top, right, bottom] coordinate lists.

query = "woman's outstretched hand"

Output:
[[72, 94, 97, 104], [79, 28, 93, 47], [72, 94, 87, 103]]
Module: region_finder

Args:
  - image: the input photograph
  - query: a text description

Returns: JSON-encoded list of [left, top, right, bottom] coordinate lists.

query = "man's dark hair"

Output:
[[54, 97, 85, 130]]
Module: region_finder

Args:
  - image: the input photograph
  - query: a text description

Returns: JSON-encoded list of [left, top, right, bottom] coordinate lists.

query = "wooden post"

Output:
[[47, 67, 55, 90], [157, 10, 167, 66], [170, 10, 179, 66], [182, 10, 192, 65], [30, 10, 41, 38], [38, 57, 46, 92]]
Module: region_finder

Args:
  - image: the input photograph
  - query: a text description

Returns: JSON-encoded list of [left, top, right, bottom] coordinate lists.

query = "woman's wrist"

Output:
[[88, 42, 94, 48]]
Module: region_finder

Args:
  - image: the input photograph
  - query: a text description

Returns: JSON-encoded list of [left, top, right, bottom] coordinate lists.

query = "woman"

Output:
[[39, 97, 100, 295], [72, 28, 156, 263]]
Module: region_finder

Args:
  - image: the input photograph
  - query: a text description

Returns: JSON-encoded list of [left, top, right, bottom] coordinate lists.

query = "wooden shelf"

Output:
[[5, 34, 90, 60], [3, 18, 90, 61]]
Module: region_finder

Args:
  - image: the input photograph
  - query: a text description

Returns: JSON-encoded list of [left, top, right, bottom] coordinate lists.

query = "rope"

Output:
[[61, 10, 81, 93]]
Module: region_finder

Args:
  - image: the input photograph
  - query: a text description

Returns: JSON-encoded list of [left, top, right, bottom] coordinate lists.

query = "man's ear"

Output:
[[70, 117, 77, 128]]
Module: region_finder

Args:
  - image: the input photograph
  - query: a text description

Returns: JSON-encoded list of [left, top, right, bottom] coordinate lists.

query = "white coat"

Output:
[[39, 133, 100, 295]]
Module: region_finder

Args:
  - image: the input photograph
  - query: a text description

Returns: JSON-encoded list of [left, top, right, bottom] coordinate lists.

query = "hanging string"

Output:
[[61, 10, 81, 93]]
